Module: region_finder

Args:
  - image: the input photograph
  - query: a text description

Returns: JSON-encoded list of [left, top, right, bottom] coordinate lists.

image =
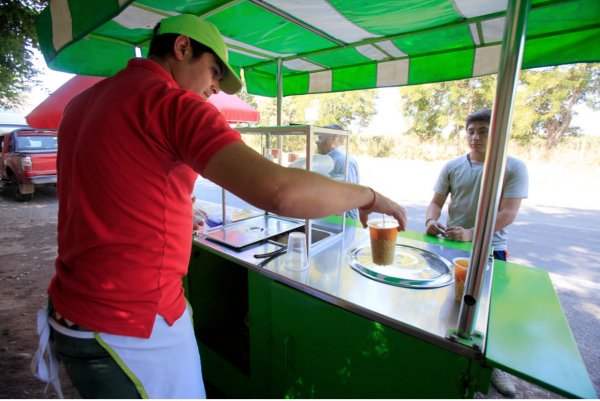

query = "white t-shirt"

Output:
[[433, 154, 529, 251]]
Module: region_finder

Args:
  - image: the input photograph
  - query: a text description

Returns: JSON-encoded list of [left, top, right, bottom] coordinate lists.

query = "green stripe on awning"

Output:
[[35, 0, 600, 97], [331, 0, 460, 36]]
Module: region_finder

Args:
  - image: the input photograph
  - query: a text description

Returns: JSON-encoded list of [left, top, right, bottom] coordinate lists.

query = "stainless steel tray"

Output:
[[346, 244, 454, 289], [203, 215, 304, 249]]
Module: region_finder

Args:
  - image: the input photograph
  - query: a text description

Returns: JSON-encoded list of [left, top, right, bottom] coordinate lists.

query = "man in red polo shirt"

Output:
[[33, 14, 407, 399]]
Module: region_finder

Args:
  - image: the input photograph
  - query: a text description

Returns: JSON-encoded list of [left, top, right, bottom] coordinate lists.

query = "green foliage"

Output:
[[254, 96, 278, 126], [248, 90, 378, 151], [235, 85, 259, 110], [351, 136, 392, 158], [285, 90, 377, 129], [400, 76, 495, 140], [0, 0, 46, 110], [399, 64, 599, 150], [252, 90, 377, 129], [515, 64, 600, 148], [349, 133, 600, 168]]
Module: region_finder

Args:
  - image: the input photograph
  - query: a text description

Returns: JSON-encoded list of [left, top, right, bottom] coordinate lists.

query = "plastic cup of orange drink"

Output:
[[453, 257, 469, 302], [367, 217, 399, 265]]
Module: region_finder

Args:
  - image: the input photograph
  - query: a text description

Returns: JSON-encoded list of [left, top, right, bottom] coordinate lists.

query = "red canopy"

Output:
[[26, 75, 260, 129]]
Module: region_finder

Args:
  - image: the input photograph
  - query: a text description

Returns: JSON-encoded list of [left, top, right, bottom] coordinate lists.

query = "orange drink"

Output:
[[453, 257, 469, 302], [368, 218, 399, 265]]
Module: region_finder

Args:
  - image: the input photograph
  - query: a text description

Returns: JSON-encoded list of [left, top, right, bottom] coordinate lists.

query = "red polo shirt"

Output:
[[49, 58, 242, 338]]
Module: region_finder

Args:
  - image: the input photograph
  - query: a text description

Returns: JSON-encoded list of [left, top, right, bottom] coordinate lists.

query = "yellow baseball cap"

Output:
[[158, 14, 242, 94]]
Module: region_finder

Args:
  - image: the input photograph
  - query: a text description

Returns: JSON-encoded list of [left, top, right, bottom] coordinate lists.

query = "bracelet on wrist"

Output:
[[359, 187, 377, 211], [425, 217, 436, 226]]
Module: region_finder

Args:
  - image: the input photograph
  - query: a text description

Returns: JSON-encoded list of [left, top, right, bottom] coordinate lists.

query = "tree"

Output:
[[0, 0, 46, 110], [252, 90, 377, 129], [515, 64, 600, 149], [400, 76, 495, 140], [235, 85, 258, 110], [253, 96, 278, 126], [284, 90, 377, 129], [245, 90, 377, 154], [399, 64, 600, 151]]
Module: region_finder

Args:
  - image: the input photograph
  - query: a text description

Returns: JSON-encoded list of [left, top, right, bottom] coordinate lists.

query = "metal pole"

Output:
[[276, 58, 283, 125], [456, 0, 530, 338], [306, 125, 313, 257], [221, 187, 227, 226]]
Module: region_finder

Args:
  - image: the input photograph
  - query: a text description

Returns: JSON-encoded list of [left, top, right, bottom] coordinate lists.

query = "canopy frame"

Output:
[[455, 0, 530, 341]]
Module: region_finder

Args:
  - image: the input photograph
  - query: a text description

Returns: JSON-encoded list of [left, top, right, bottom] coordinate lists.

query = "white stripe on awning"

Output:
[[113, 6, 175, 30], [377, 40, 406, 58], [453, 0, 507, 18], [228, 48, 268, 61], [469, 23, 481, 45], [308, 70, 332, 93], [50, 0, 72, 52], [376, 59, 409, 87], [225, 37, 291, 59], [264, 0, 379, 43], [473, 45, 501, 76], [356, 44, 388, 61], [482, 17, 505, 43], [283, 59, 323, 72]]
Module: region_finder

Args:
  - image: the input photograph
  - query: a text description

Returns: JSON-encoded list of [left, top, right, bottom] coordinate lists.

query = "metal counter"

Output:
[[193, 225, 492, 359]]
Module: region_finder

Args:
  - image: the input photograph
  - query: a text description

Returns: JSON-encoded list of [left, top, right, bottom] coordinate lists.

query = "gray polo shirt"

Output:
[[327, 146, 360, 220], [433, 154, 528, 251]]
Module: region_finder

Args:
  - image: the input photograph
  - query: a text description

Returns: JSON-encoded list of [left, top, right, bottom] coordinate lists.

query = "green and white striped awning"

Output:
[[37, 0, 600, 97]]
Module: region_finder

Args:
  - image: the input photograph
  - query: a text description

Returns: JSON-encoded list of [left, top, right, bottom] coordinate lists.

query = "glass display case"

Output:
[[196, 124, 352, 257]]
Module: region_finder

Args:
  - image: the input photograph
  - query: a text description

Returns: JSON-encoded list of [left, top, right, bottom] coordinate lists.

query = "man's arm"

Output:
[[202, 141, 407, 229], [446, 197, 523, 242], [494, 197, 523, 232], [425, 193, 448, 236]]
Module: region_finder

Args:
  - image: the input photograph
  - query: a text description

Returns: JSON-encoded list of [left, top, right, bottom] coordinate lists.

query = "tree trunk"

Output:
[[545, 87, 580, 149]]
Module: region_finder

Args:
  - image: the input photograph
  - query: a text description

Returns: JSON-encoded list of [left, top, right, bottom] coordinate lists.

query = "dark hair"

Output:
[[466, 109, 492, 128], [148, 23, 216, 60]]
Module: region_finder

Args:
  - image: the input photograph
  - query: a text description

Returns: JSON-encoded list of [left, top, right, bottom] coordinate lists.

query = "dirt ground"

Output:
[[0, 185, 79, 398], [0, 180, 571, 399]]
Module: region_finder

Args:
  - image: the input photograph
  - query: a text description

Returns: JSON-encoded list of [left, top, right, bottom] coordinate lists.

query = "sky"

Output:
[[24, 50, 75, 113], [6, 50, 597, 137]]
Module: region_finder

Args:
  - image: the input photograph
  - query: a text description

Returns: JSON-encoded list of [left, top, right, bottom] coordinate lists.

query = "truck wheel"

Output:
[[10, 175, 33, 202]]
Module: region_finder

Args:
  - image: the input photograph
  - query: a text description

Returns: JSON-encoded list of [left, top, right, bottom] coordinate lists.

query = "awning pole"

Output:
[[456, 0, 530, 339], [276, 58, 283, 125]]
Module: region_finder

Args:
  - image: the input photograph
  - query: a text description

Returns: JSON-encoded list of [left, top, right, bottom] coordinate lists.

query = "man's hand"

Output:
[[358, 190, 408, 231], [426, 219, 447, 237], [445, 226, 473, 242]]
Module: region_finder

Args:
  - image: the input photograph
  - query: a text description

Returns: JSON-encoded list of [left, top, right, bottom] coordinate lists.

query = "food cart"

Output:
[[35, 0, 599, 398]]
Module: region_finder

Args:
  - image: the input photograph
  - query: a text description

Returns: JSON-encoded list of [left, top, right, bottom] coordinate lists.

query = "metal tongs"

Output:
[[254, 242, 287, 267]]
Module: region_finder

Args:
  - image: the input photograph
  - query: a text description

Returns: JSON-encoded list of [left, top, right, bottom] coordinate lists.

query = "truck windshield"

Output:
[[15, 135, 58, 152]]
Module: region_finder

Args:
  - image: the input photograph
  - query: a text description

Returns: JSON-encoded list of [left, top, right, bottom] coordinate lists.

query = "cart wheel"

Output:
[[10, 174, 33, 202]]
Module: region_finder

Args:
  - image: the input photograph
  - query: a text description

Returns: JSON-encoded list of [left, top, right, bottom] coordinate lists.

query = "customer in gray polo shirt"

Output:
[[424, 108, 528, 397]]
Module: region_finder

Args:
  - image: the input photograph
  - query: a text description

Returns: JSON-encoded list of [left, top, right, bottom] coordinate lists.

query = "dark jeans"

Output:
[[493, 250, 508, 261], [48, 303, 141, 399]]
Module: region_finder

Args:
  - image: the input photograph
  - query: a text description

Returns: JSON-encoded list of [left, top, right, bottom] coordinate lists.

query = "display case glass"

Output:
[[194, 125, 352, 255]]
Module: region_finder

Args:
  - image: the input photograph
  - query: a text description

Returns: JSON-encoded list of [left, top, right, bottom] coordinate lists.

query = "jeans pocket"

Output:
[[51, 329, 141, 399]]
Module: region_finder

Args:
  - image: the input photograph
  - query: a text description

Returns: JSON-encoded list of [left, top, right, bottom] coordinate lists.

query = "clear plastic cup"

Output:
[[453, 257, 470, 302], [284, 232, 309, 271], [367, 216, 399, 265]]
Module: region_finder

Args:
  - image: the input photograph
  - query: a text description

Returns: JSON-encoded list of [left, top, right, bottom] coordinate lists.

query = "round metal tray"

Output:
[[346, 244, 454, 289]]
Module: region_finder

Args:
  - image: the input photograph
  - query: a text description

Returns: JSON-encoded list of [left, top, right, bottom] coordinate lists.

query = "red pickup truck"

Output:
[[1, 125, 58, 202]]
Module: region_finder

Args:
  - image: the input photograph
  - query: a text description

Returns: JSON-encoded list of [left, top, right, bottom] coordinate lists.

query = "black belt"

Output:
[[48, 300, 91, 332]]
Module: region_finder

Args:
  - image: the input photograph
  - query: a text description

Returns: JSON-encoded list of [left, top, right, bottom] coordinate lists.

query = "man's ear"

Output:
[[173, 35, 191, 61]]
